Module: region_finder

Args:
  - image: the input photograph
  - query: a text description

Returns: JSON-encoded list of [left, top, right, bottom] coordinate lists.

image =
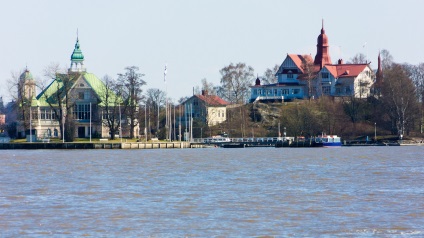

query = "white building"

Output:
[[250, 22, 374, 102], [182, 90, 229, 127]]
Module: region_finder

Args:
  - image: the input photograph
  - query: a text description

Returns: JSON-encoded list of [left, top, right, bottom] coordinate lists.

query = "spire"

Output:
[[376, 51, 383, 84], [69, 32, 85, 73], [255, 75, 261, 86], [314, 19, 332, 69]]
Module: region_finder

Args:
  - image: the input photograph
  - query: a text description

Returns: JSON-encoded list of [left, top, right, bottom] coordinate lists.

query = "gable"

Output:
[[324, 64, 368, 78], [36, 73, 81, 106], [278, 54, 316, 75], [35, 72, 121, 107], [183, 94, 229, 107]]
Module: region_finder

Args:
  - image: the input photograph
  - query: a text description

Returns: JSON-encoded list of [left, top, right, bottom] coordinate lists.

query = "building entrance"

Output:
[[78, 127, 85, 138]]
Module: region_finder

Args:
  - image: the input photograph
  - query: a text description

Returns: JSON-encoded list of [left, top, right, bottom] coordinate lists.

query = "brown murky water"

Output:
[[1, 147, 423, 237]]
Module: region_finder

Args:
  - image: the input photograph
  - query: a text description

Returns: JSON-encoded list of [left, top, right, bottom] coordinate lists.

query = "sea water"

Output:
[[0, 147, 423, 237]]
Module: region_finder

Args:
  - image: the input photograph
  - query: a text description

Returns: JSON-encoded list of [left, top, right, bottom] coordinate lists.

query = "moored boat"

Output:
[[275, 138, 323, 148], [315, 135, 342, 147]]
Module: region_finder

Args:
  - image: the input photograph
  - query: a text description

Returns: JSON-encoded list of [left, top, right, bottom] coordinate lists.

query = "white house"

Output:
[[182, 90, 229, 127], [250, 22, 374, 102]]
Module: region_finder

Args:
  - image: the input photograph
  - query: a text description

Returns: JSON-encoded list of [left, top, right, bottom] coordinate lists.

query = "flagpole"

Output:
[[164, 64, 168, 141], [90, 102, 92, 143], [173, 105, 176, 141]]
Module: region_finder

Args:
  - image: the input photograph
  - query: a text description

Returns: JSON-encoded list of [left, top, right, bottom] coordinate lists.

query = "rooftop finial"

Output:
[[77, 28, 79, 41]]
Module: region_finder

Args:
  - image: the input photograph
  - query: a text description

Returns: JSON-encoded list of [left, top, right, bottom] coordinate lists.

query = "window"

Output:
[[287, 73, 293, 79], [322, 86, 331, 95], [253, 89, 257, 95], [79, 92, 84, 100], [345, 86, 351, 93], [74, 104, 91, 120], [292, 89, 300, 94], [273, 89, 277, 95], [258, 89, 261, 95], [282, 89, 289, 95], [321, 72, 329, 78], [84, 90, 90, 99]]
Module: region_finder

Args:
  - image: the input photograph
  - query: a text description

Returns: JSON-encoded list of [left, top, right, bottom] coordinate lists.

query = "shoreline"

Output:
[[0, 141, 195, 150], [1, 140, 423, 149]]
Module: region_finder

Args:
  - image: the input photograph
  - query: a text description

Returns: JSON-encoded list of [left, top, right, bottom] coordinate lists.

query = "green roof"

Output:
[[20, 69, 34, 81], [36, 72, 121, 107], [84, 73, 122, 106], [70, 39, 84, 61]]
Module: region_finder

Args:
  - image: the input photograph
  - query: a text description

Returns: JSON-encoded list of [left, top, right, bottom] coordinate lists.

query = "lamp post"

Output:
[[29, 105, 32, 143], [119, 103, 122, 143], [144, 104, 147, 142], [374, 122, 377, 142], [62, 114, 65, 143]]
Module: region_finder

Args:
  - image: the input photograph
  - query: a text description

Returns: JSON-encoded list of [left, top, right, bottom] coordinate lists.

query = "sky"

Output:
[[1, 0, 423, 103]]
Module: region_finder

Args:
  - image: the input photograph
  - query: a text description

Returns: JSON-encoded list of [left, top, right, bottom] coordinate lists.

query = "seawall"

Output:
[[0, 142, 194, 149]]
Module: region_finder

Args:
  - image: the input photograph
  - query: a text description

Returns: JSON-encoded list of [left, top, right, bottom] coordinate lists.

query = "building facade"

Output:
[[19, 38, 139, 140], [250, 22, 374, 102], [182, 90, 229, 127]]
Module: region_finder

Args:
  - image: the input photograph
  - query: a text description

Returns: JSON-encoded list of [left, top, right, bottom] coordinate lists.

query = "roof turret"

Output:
[[70, 38, 84, 61], [19, 68, 34, 82], [314, 19, 332, 69], [69, 35, 86, 72]]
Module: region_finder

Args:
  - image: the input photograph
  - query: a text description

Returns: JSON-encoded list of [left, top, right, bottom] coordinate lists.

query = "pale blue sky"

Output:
[[1, 0, 423, 103]]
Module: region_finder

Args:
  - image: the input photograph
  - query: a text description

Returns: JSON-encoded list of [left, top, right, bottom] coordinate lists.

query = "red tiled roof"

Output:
[[288, 54, 315, 73], [324, 64, 368, 78], [195, 94, 230, 106]]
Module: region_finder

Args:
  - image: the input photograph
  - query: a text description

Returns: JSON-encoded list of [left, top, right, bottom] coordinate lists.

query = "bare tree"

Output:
[[99, 75, 122, 140], [402, 63, 424, 133], [261, 64, 279, 85], [218, 62, 254, 104], [7, 70, 30, 135], [381, 63, 420, 136], [194, 78, 217, 95], [348, 53, 367, 64], [117, 66, 146, 139], [301, 56, 318, 100], [145, 88, 166, 134], [380, 49, 394, 70], [39, 67, 79, 142]]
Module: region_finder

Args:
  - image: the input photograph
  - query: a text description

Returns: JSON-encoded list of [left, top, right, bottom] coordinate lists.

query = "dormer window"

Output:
[[321, 72, 329, 78], [287, 70, 294, 79]]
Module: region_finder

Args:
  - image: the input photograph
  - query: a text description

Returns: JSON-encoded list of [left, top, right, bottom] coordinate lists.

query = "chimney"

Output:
[[338, 59, 344, 65], [202, 90, 208, 96]]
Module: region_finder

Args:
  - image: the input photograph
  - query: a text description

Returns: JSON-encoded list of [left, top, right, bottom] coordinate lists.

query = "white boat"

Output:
[[316, 135, 342, 147]]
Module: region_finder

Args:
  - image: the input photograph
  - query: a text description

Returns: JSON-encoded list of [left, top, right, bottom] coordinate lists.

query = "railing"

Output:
[[253, 96, 285, 102], [192, 137, 295, 143]]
